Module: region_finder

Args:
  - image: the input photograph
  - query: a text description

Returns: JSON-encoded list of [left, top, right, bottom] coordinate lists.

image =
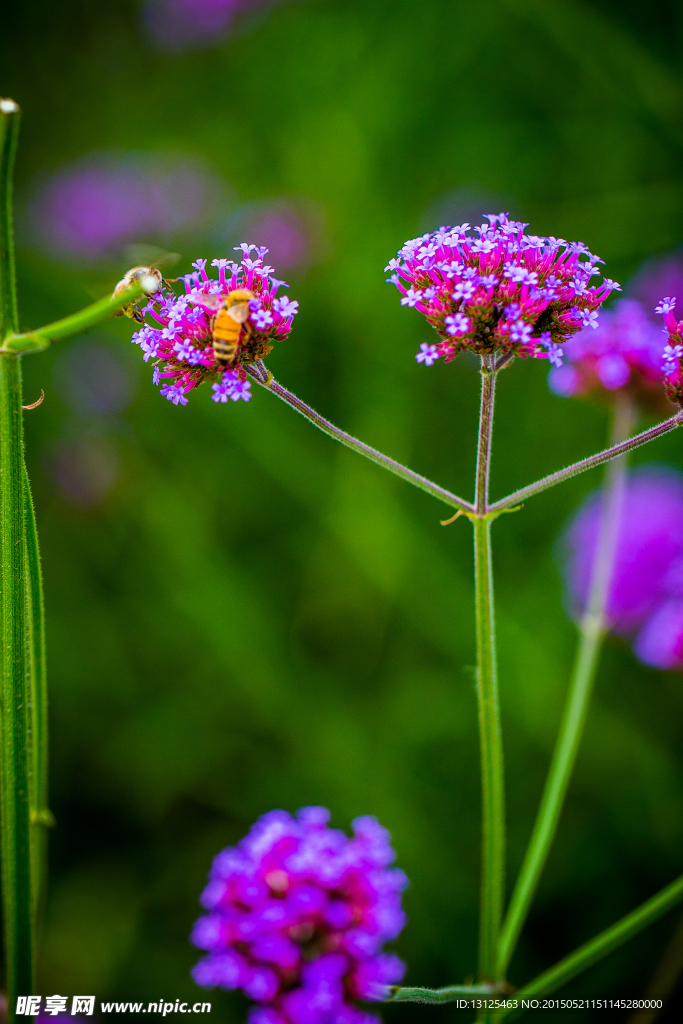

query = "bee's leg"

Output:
[[131, 306, 146, 325]]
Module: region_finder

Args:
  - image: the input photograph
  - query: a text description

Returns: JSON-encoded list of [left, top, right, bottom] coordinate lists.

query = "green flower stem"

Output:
[[0, 354, 34, 1008], [24, 466, 52, 922], [500, 872, 683, 1016], [489, 410, 682, 515], [385, 984, 503, 1004], [497, 396, 635, 978], [474, 359, 505, 990], [245, 361, 474, 514], [1, 282, 145, 355], [1, 95, 35, 1015], [0, 100, 20, 337]]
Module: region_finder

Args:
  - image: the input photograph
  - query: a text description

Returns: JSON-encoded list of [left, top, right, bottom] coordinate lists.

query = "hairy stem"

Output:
[[0, 100, 20, 337], [489, 411, 682, 514], [474, 358, 505, 989], [24, 467, 51, 923], [0, 95, 34, 1016], [498, 397, 635, 977], [385, 984, 503, 1004], [501, 873, 683, 1016], [0, 355, 33, 1008], [244, 362, 474, 513]]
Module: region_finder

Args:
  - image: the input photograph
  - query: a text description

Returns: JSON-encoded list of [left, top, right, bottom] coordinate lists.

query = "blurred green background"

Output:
[[2, 0, 683, 1019]]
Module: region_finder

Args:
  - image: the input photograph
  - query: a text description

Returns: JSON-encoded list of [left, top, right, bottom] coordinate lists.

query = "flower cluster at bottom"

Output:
[[561, 468, 683, 670], [191, 807, 408, 1024]]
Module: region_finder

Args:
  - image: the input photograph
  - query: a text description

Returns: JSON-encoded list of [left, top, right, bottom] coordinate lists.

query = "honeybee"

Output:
[[112, 248, 180, 323], [189, 289, 255, 365], [113, 266, 166, 324], [212, 289, 255, 364]]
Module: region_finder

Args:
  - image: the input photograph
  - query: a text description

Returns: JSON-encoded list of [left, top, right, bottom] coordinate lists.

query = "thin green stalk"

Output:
[[1, 281, 145, 355], [473, 359, 505, 986], [489, 411, 682, 514], [0, 355, 33, 1008], [244, 361, 474, 514], [498, 397, 635, 978], [24, 466, 51, 923], [386, 984, 502, 1004], [0, 100, 20, 336], [1, 95, 35, 1015], [500, 873, 683, 1016]]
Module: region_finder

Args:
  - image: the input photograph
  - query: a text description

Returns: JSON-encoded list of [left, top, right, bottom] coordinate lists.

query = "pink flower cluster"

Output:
[[386, 213, 619, 367], [191, 807, 408, 1024], [131, 245, 298, 406], [655, 296, 683, 406], [548, 298, 670, 407]]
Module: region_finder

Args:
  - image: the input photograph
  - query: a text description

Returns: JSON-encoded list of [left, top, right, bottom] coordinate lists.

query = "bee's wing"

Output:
[[227, 302, 251, 324], [124, 243, 181, 270], [188, 291, 223, 312]]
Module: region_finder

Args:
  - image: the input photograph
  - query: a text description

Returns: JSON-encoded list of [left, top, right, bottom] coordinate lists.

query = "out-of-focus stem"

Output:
[[244, 362, 474, 514], [473, 358, 505, 994], [497, 396, 635, 979]]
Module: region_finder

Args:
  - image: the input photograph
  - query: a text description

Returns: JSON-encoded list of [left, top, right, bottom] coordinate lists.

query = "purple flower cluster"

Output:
[[561, 468, 683, 671], [655, 297, 683, 406], [191, 807, 408, 1024], [386, 213, 619, 367], [130, 245, 298, 406], [548, 298, 670, 407]]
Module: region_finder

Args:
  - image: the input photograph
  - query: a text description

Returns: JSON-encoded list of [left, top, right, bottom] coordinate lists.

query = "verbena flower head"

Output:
[[547, 297, 670, 407], [191, 807, 408, 1024], [655, 296, 683, 406], [386, 213, 619, 367], [560, 468, 683, 668], [130, 246, 298, 406]]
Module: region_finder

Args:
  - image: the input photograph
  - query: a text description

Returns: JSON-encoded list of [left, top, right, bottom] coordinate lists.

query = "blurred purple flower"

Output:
[[191, 807, 408, 1021], [142, 0, 281, 52], [548, 298, 669, 407], [628, 251, 683, 322], [560, 467, 683, 670], [26, 152, 224, 261], [236, 204, 310, 271], [218, 201, 322, 273], [633, 597, 683, 671]]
